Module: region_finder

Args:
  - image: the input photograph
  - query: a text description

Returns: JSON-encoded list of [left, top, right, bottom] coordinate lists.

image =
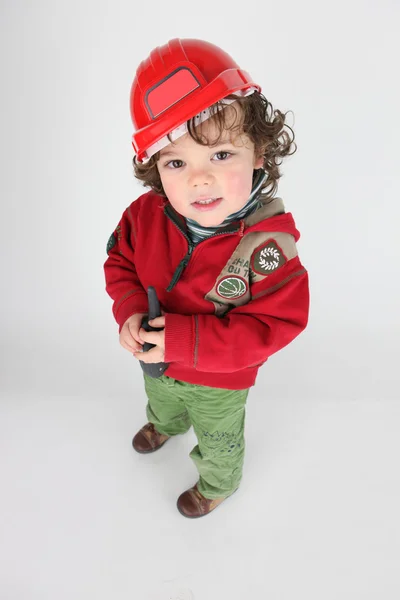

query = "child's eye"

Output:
[[213, 151, 232, 161], [166, 159, 184, 169]]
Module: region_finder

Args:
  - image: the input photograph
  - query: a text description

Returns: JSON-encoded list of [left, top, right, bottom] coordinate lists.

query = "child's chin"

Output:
[[198, 217, 224, 227], [196, 212, 226, 227]]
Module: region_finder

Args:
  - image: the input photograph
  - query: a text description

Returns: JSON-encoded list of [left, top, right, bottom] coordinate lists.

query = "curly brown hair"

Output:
[[132, 91, 296, 199]]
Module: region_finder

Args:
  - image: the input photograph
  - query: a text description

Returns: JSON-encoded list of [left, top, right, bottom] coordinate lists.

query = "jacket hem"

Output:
[[163, 363, 260, 390]]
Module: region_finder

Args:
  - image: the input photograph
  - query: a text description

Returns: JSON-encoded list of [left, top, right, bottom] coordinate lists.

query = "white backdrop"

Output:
[[1, 1, 399, 599]]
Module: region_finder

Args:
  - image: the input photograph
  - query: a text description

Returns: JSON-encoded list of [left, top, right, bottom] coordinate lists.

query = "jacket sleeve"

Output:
[[103, 205, 148, 331], [163, 255, 309, 372]]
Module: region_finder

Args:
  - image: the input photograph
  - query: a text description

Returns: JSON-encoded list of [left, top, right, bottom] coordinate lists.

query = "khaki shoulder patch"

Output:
[[205, 230, 298, 317]]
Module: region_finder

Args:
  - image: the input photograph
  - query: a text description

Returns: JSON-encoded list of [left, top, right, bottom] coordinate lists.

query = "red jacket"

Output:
[[104, 191, 309, 389]]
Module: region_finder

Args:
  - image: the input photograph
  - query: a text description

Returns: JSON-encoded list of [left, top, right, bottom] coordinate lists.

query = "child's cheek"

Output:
[[161, 178, 181, 203], [224, 171, 252, 200]]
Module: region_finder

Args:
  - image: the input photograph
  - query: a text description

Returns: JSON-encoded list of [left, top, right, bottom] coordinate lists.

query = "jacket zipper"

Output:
[[166, 245, 194, 292], [164, 206, 241, 292]]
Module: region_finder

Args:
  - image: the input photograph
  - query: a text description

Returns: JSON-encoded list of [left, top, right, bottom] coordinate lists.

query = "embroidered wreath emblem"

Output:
[[251, 240, 286, 275], [259, 246, 281, 270]]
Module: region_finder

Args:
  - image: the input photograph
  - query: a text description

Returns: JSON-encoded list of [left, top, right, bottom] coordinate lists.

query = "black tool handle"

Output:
[[139, 286, 169, 378]]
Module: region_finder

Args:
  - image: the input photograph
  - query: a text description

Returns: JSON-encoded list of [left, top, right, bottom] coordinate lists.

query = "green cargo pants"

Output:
[[143, 373, 250, 499]]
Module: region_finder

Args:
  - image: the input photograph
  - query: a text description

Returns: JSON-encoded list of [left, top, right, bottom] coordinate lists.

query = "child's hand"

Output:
[[133, 316, 166, 363], [119, 313, 147, 353]]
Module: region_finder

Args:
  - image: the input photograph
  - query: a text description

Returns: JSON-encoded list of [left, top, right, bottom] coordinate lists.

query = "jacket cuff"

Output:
[[115, 292, 149, 332], [164, 313, 195, 365]]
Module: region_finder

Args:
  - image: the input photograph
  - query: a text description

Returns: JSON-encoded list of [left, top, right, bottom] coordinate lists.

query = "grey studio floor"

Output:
[[1, 331, 399, 600]]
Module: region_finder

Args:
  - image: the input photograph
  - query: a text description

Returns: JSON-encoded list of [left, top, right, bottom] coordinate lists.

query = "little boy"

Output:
[[104, 38, 309, 518]]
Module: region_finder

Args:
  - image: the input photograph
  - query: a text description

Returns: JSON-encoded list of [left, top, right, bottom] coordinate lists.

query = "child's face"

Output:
[[157, 104, 264, 227]]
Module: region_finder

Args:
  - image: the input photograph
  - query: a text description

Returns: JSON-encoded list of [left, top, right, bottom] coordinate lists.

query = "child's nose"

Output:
[[188, 168, 214, 187]]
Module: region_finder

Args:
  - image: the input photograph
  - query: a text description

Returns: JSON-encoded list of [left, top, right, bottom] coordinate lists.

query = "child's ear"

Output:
[[254, 155, 264, 169]]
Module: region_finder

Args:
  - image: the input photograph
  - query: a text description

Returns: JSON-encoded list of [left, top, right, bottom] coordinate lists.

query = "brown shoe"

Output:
[[177, 483, 235, 518], [132, 422, 170, 454]]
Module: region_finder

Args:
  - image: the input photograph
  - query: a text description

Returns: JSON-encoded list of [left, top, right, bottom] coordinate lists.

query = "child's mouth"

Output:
[[192, 197, 223, 211]]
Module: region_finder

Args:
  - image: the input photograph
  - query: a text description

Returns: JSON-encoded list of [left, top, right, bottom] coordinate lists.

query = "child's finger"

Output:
[[131, 334, 145, 345], [139, 328, 162, 345], [128, 323, 143, 344], [148, 316, 165, 328], [134, 347, 161, 363], [120, 337, 141, 353], [120, 336, 133, 350]]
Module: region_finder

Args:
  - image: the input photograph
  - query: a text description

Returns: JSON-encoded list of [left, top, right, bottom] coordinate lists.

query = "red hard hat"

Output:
[[130, 38, 261, 162]]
